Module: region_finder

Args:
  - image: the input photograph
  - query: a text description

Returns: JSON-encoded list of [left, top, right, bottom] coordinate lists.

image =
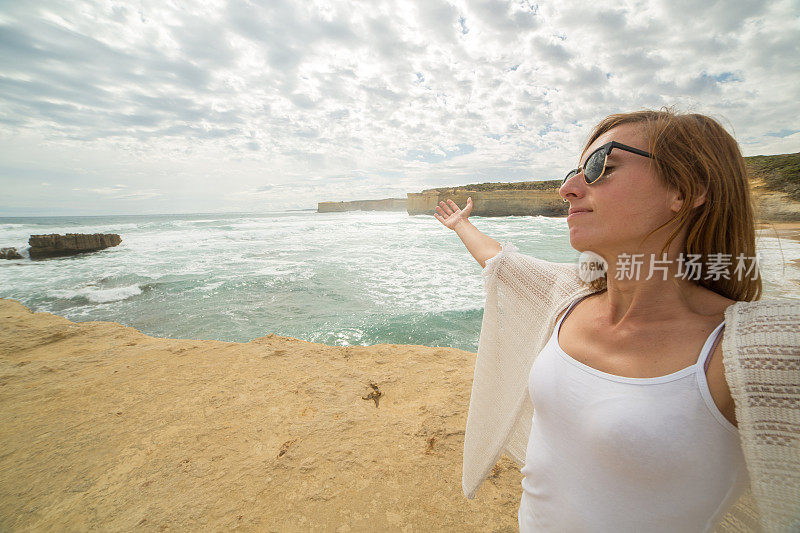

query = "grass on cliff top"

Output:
[[744, 152, 800, 201], [421, 153, 800, 200]]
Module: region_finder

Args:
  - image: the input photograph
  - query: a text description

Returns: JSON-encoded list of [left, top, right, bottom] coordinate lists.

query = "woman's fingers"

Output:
[[440, 199, 464, 214], [434, 198, 470, 227]]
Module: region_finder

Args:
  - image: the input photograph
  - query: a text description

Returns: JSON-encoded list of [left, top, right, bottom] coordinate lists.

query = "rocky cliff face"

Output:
[[28, 233, 122, 259], [317, 198, 406, 212], [407, 180, 567, 217], [751, 180, 800, 221]]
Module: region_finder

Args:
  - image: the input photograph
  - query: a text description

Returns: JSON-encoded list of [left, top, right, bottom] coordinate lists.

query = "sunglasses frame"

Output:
[[563, 141, 655, 185]]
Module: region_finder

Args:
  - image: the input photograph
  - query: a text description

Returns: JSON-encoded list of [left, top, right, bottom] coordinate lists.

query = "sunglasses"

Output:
[[563, 141, 655, 185]]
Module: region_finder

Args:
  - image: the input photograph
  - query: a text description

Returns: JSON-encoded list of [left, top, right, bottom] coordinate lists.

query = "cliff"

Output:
[[317, 198, 406, 213], [747, 152, 800, 221], [407, 179, 566, 217]]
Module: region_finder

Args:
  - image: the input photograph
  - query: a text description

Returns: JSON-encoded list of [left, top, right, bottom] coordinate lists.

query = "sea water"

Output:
[[1, 211, 798, 353]]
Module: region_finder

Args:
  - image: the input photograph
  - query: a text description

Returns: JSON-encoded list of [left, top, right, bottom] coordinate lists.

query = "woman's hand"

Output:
[[434, 197, 473, 230]]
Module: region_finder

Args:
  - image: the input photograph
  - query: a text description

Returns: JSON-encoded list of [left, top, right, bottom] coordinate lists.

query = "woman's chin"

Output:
[[568, 234, 607, 257], [567, 232, 591, 252]]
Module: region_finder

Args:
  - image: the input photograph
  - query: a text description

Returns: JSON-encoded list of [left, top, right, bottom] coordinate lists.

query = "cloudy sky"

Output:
[[1, 0, 798, 216]]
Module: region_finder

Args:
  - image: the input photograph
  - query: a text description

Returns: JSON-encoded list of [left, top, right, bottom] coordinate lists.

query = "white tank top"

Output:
[[518, 294, 749, 533]]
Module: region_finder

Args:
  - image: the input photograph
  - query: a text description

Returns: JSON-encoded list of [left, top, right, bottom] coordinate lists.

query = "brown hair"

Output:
[[582, 108, 762, 301]]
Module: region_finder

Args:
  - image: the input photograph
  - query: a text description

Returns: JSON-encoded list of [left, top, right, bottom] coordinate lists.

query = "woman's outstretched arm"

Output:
[[434, 197, 502, 268]]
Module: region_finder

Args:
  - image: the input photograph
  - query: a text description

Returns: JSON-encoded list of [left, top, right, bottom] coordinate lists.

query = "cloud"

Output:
[[0, 0, 797, 215]]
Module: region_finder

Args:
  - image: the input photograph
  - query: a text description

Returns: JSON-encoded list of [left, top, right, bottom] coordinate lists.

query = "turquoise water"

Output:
[[1, 211, 798, 353]]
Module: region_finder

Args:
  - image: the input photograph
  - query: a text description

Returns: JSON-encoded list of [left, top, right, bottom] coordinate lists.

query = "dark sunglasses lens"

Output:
[[584, 149, 606, 183], [563, 169, 578, 183]]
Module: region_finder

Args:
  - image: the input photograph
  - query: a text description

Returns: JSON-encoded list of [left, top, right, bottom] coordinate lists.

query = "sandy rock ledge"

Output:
[[0, 298, 521, 532]]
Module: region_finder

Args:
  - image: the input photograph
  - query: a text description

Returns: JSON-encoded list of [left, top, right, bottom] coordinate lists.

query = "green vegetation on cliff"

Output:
[[745, 152, 800, 201]]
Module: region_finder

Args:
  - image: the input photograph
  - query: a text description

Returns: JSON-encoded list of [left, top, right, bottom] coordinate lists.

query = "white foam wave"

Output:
[[197, 280, 225, 292], [48, 284, 143, 303]]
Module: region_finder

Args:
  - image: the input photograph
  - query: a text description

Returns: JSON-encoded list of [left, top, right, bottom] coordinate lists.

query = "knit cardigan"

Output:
[[462, 241, 800, 533]]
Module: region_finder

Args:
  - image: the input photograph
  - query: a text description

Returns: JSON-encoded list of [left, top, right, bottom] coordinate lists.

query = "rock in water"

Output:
[[0, 247, 23, 259], [28, 233, 122, 259]]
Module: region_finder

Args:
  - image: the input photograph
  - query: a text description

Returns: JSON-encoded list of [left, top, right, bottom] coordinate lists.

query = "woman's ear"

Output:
[[692, 185, 708, 209], [669, 188, 684, 213], [669, 187, 707, 213]]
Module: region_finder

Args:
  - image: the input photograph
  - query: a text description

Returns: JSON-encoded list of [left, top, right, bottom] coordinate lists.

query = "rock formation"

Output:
[[751, 182, 800, 221], [317, 198, 406, 212], [407, 180, 567, 217], [747, 153, 800, 221], [28, 233, 122, 259], [0, 247, 23, 259]]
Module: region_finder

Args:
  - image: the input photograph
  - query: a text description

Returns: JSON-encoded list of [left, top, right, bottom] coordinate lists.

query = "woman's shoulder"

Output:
[[689, 286, 800, 324], [686, 285, 737, 317]]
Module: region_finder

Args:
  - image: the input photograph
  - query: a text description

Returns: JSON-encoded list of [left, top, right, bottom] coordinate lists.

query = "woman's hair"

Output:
[[581, 107, 762, 302]]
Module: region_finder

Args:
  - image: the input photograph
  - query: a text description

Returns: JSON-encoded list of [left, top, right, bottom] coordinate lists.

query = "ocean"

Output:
[[1, 211, 798, 353]]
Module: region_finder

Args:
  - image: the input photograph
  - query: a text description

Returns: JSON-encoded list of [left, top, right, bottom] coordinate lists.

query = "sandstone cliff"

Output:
[[747, 153, 800, 221], [407, 179, 566, 217]]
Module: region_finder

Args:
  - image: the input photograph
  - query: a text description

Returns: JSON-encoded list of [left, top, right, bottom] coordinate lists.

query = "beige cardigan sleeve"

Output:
[[717, 300, 800, 532]]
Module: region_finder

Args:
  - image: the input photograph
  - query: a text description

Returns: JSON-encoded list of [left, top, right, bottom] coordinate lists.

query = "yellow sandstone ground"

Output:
[[1, 224, 798, 531], [0, 298, 522, 532]]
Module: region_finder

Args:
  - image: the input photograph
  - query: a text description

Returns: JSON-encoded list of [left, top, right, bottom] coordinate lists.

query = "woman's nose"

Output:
[[559, 171, 585, 202]]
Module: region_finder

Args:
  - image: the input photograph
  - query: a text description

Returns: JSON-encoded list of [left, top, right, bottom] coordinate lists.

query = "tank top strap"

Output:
[[557, 293, 594, 331], [700, 321, 726, 372]]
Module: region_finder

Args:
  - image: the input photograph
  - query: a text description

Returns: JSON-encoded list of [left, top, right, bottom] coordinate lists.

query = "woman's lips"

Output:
[[567, 210, 592, 221]]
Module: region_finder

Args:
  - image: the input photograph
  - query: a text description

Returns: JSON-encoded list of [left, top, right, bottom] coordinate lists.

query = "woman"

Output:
[[434, 109, 799, 532]]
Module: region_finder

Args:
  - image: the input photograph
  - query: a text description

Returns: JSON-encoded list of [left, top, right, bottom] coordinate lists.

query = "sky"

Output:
[[0, 0, 799, 216]]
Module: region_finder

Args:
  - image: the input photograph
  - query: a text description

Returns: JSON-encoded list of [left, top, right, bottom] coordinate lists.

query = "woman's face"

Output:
[[559, 123, 681, 258]]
